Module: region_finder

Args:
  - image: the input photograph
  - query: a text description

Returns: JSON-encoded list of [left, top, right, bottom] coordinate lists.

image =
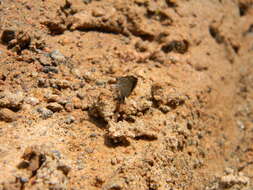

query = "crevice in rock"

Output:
[[134, 134, 157, 141], [161, 40, 189, 54], [104, 134, 130, 148], [209, 26, 224, 44], [238, 2, 251, 16], [88, 114, 108, 129]]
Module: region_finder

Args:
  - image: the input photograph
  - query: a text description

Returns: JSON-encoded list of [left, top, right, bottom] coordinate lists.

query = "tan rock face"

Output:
[[108, 120, 157, 143]]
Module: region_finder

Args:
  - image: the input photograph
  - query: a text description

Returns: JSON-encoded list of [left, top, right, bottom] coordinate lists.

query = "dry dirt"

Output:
[[0, 0, 253, 190]]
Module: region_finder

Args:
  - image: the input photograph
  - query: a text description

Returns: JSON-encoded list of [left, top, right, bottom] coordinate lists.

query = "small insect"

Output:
[[116, 75, 138, 103]]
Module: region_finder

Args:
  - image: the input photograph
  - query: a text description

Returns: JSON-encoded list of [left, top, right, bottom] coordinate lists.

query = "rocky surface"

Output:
[[0, 0, 252, 190]]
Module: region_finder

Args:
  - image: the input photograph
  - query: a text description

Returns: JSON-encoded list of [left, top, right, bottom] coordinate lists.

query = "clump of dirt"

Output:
[[0, 0, 253, 190], [1, 145, 71, 190]]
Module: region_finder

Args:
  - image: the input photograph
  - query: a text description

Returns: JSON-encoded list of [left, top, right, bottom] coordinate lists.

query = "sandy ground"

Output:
[[0, 0, 253, 189]]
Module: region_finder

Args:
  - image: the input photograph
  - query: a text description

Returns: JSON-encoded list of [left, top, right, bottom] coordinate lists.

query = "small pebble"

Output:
[[19, 177, 29, 183], [92, 8, 105, 17], [42, 66, 58, 73], [85, 147, 94, 154], [0, 108, 18, 122], [72, 83, 80, 91], [71, 68, 82, 78], [95, 80, 106, 86], [77, 90, 85, 100], [52, 150, 61, 158], [0, 91, 24, 110], [65, 115, 75, 124], [38, 56, 52, 66], [72, 97, 82, 109], [111, 158, 117, 165], [236, 120, 245, 130], [224, 167, 234, 175], [47, 102, 63, 112], [65, 103, 74, 112], [24, 97, 39, 106], [57, 98, 69, 105], [159, 105, 171, 113], [37, 107, 53, 119], [49, 79, 71, 89], [44, 94, 60, 103], [76, 160, 85, 170], [49, 50, 66, 64]]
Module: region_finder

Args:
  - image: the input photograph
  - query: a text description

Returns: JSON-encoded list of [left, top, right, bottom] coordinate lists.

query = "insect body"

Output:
[[116, 75, 138, 103]]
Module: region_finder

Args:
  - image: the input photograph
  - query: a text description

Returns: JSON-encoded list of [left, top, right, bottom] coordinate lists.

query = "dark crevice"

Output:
[[31, 154, 46, 177], [151, 98, 160, 109], [243, 24, 253, 36], [187, 122, 192, 130], [1, 29, 15, 44], [129, 31, 155, 41], [8, 106, 21, 112], [209, 25, 241, 55], [238, 161, 253, 172], [248, 24, 253, 33], [232, 44, 239, 54], [104, 135, 130, 148], [115, 108, 149, 123], [239, 3, 249, 16], [60, 0, 77, 16], [124, 116, 136, 123], [209, 26, 224, 44], [137, 34, 155, 41], [146, 10, 173, 26], [88, 115, 108, 129], [17, 151, 47, 189], [73, 27, 121, 36], [166, 99, 185, 109], [134, 134, 157, 141], [17, 161, 30, 169], [81, 26, 154, 41], [43, 21, 66, 35], [115, 111, 136, 123], [116, 111, 125, 122], [57, 165, 71, 176], [161, 40, 189, 54], [166, 0, 177, 8], [62, 0, 71, 9]]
